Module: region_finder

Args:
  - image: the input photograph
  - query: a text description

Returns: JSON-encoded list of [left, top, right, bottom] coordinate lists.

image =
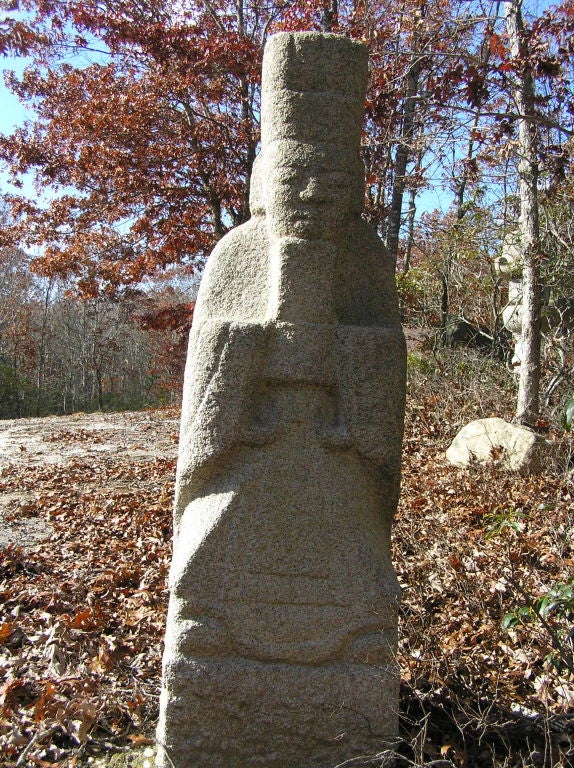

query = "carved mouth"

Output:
[[290, 211, 337, 224]]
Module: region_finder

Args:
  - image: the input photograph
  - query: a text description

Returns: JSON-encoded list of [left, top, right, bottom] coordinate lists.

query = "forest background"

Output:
[[0, 0, 573, 426], [1, 2, 574, 766]]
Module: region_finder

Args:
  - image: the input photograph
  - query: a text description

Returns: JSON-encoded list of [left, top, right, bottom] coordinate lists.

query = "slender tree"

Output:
[[384, 0, 425, 268], [505, 0, 543, 426]]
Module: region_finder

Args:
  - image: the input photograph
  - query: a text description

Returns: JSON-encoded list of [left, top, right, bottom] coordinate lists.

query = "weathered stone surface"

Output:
[[157, 31, 406, 768], [446, 417, 549, 474]]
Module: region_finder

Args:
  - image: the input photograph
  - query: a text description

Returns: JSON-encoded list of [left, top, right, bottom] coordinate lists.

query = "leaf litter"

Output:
[[0, 403, 572, 767]]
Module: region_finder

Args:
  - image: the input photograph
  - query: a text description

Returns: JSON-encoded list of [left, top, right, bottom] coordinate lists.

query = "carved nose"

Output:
[[299, 179, 325, 202]]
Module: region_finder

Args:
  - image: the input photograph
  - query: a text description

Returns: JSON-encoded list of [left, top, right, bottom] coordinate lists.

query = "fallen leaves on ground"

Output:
[[393, 382, 574, 767], [0, 411, 176, 767], [0, 396, 573, 766]]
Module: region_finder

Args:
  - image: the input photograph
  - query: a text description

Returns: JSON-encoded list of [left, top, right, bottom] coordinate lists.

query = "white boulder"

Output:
[[446, 417, 549, 474]]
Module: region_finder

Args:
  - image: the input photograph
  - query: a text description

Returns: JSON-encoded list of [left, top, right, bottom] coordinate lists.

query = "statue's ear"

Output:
[[249, 152, 265, 217]]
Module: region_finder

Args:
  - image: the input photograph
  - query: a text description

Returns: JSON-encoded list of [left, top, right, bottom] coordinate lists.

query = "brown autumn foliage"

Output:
[[0, 352, 572, 768], [2, 0, 573, 295], [0, 241, 194, 418]]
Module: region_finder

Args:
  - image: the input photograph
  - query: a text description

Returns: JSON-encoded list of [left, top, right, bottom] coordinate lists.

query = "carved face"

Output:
[[264, 140, 362, 240]]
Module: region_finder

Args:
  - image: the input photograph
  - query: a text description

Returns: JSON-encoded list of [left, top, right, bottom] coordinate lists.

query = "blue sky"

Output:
[[0, 0, 555, 212], [0, 59, 28, 131], [0, 54, 36, 197]]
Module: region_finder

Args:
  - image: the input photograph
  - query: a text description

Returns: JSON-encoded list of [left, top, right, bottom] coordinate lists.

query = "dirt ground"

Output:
[[0, 410, 179, 550]]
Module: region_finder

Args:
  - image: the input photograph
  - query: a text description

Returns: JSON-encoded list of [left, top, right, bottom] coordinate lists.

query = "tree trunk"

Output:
[[402, 185, 417, 274], [385, 56, 421, 269], [321, 0, 338, 32], [440, 267, 450, 333], [35, 277, 54, 417], [505, 0, 542, 427]]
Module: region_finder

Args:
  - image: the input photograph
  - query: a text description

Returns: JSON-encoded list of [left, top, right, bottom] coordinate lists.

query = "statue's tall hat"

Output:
[[261, 32, 368, 147]]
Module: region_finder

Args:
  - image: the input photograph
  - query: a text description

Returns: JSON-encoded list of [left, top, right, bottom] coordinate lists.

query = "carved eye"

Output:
[[274, 168, 301, 186]]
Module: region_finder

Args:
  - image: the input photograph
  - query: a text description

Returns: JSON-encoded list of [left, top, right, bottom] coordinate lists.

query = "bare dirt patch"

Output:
[[0, 410, 179, 550]]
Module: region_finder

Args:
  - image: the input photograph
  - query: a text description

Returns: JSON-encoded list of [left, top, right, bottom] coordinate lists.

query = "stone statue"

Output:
[[157, 31, 406, 768]]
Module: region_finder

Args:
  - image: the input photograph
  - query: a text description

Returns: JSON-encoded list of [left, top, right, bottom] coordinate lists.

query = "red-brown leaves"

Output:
[[0, 1, 268, 291], [1, 391, 573, 765], [0, 411, 177, 763], [0, 17, 41, 56]]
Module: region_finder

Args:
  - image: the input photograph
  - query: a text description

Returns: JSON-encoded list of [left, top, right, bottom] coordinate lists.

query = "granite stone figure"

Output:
[[157, 31, 406, 768]]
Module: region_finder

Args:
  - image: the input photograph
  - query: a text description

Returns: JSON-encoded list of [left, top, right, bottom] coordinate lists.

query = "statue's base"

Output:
[[156, 656, 398, 768]]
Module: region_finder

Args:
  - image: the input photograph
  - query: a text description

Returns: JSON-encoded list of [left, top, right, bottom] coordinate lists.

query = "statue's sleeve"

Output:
[[174, 319, 266, 525], [334, 220, 406, 479], [337, 325, 406, 477]]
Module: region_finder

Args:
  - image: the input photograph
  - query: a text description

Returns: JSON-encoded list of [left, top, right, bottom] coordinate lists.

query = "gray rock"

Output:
[[446, 417, 549, 474], [157, 31, 406, 768]]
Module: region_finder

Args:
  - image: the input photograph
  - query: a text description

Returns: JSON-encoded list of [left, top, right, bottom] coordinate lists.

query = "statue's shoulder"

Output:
[[213, 216, 268, 250], [334, 220, 399, 327], [347, 218, 388, 253], [195, 217, 271, 324]]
